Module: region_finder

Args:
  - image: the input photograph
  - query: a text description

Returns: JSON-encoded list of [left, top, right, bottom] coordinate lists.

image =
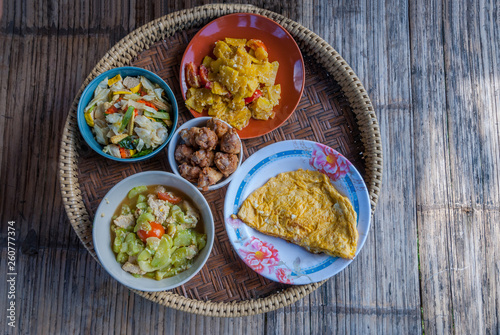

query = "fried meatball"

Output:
[[198, 167, 223, 191], [207, 118, 229, 138], [180, 127, 201, 147], [214, 152, 239, 177], [178, 163, 201, 183], [191, 149, 215, 168], [220, 128, 241, 154], [174, 144, 194, 163], [195, 127, 218, 151]]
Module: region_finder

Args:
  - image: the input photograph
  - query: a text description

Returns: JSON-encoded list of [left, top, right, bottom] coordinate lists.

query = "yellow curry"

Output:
[[185, 38, 281, 130]]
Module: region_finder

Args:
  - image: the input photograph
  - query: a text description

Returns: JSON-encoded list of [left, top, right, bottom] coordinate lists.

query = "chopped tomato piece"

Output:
[[105, 105, 119, 114], [139, 89, 147, 96], [244, 89, 263, 104], [157, 192, 182, 204], [186, 62, 201, 88], [199, 65, 211, 86], [137, 222, 165, 243], [247, 39, 267, 52]]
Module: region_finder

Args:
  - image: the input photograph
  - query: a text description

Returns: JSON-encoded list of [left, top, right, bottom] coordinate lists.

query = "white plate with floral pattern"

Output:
[[223, 140, 371, 284]]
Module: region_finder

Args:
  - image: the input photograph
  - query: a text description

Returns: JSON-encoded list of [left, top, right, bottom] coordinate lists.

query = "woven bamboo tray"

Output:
[[59, 4, 382, 317]]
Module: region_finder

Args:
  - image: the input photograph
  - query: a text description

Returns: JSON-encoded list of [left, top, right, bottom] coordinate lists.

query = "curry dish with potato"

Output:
[[185, 38, 281, 130]]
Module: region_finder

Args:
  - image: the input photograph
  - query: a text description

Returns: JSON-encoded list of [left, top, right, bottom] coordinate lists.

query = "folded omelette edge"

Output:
[[237, 169, 358, 259]]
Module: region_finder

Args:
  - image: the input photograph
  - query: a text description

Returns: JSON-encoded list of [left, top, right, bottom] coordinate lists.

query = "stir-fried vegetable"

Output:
[[84, 75, 173, 159], [128, 185, 148, 199], [111, 185, 206, 280]]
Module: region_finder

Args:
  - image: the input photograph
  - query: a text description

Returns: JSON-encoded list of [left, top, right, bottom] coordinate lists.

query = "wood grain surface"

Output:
[[0, 0, 498, 334]]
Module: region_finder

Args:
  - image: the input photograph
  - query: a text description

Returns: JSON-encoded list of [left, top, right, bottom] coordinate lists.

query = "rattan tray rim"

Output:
[[58, 3, 383, 317]]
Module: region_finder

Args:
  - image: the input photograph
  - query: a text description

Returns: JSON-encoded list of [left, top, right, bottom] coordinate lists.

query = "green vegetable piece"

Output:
[[117, 136, 139, 150], [131, 148, 154, 158], [134, 220, 151, 233], [138, 249, 155, 272], [129, 239, 144, 256], [137, 194, 146, 204], [171, 247, 197, 267], [132, 274, 142, 278], [151, 236, 173, 269], [113, 228, 127, 253], [118, 106, 135, 132], [160, 267, 179, 278], [169, 205, 183, 223], [116, 252, 128, 264], [146, 237, 161, 251], [144, 111, 170, 119], [121, 204, 131, 215], [136, 212, 154, 225], [136, 202, 147, 211], [162, 234, 174, 249], [155, 270, 166, 281], [128, 185, 148, 199], [138, 260, 154, 273], [145, 272, 155, 279], [169, 205, 196, 226], [137, 249, 151, 262], [122, 233, 143, 256], [134, 212, 154, 232], [195, 232, 207, 251], [120, 240, 129, 254], [173, 229, 195, 247]]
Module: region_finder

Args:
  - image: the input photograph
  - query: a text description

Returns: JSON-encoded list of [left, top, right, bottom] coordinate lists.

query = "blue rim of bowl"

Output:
[[92, 171, 215, 291], [77, 66, 179, 163]]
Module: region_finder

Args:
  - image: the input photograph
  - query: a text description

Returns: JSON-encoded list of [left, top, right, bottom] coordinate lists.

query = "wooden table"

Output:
[[1, 1, 498, 334]]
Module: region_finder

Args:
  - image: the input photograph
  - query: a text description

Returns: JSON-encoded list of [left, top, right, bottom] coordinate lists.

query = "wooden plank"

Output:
[[441, 0, 500, 332], [330, 0, 422, 333], [408, 0, 455, 333], [411, 0, 500, 333], [363, 0, 423, 329], [0, 34, 13, 214]]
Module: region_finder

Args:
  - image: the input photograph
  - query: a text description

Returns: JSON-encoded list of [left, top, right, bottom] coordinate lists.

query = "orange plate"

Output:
[[180, 13, 305, 139]]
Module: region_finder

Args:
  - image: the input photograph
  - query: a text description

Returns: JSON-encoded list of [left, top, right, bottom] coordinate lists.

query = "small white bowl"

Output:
[[93, 171, 214, 292], [167, 117, 243, 191]]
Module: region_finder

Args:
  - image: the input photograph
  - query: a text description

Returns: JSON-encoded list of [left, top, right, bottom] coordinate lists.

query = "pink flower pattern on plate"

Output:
[[275, 268, 293, 284], [239, 237, 280, 274], [227, 216, 243, 228], [309, 143, 351, 181]]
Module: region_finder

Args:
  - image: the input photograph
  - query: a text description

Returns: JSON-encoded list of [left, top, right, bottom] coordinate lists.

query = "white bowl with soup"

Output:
[[93, 171, 214, 291]]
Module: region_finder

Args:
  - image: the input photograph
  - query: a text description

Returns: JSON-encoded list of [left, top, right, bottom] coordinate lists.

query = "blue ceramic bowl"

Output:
[[77, 67, 178, 162]]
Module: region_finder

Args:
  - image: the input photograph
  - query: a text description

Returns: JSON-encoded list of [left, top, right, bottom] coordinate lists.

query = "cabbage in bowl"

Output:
[[84, 74, 173, 159]]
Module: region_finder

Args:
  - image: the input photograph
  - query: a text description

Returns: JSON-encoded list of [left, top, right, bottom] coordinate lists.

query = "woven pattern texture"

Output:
[[59, 4, 382, 317]]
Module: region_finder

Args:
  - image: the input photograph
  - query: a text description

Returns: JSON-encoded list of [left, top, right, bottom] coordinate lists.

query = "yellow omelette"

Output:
[[237, 169, 358, 259]]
